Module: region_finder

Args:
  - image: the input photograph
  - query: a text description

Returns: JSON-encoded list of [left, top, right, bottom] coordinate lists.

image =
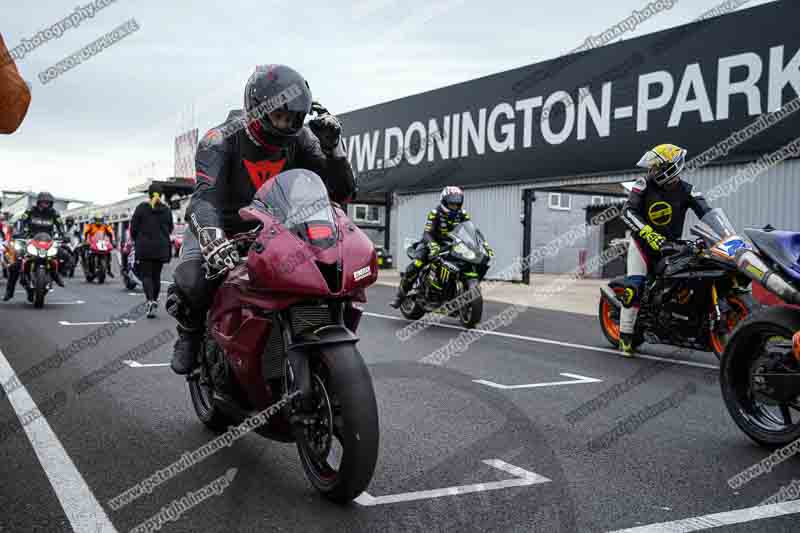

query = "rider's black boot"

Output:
[[171, 325, 203, 375], [52, 270, 65, 287]]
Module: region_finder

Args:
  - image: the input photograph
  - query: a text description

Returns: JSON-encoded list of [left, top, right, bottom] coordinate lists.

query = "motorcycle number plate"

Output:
[[712, 236, 750, 259]]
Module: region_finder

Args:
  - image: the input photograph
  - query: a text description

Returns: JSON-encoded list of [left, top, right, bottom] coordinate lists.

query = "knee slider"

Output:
[[622, 275, 646, 308]]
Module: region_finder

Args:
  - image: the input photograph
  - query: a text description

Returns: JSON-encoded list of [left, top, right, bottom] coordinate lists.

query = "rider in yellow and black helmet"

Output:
[[617, 144, 712, 356]]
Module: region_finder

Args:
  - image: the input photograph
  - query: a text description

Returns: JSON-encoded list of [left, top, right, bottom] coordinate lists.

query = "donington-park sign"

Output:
[[340, 2, 800, 193]]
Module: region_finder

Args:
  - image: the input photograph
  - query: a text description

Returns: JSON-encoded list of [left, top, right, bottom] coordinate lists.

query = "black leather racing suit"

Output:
[[618, 176, 712, 335], [400, 205, 471, 292], [4, 207, 64, 299], [171, 118, 356, 325]]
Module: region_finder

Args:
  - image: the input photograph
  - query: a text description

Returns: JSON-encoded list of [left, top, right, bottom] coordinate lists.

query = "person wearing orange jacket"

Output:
[[0, 33, 31, 134], [83, 214, 116, 277]]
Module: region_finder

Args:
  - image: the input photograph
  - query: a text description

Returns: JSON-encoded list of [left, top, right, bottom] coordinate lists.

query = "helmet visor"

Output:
[[266, 109, 305, 135], [637, 149, 685, 186]]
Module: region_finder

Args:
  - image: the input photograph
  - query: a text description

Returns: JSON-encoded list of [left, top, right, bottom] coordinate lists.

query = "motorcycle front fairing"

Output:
[[208, 169, 376, 409], [447, 221, 490, 279]]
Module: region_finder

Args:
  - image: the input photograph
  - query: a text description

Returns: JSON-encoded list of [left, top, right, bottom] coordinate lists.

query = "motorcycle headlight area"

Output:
[[26, 244, 37, 256], [47, 246, 58, 257], [453, 242, 476, 260]]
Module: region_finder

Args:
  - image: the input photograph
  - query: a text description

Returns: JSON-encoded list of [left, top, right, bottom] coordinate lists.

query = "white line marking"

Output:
[[608, 500, 800, 532], [123, 360, 170, 368], [474, 372, 602, 390], [59, 320, 136, 326], [362, 312, 719, 370], [355, 459, 550, 506], [31, 300, 86, 306], [614, 106, 633, 119], [0, 348, 118, 532]]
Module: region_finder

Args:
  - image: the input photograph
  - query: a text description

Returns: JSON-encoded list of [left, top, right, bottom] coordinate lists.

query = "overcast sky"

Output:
[[0, 0, 775, 205]]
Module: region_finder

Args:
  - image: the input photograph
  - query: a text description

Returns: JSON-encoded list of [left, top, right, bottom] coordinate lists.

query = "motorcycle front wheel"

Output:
[[720, 306, 800, 448], [295, 344, 379, 504], [710, 294, 754, 359], [456, 279, 483, 328], [33, 267, 48, 309]]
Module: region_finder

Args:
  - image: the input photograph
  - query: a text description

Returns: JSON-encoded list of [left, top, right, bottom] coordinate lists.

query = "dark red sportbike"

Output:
[[188, 169, 380, 503]]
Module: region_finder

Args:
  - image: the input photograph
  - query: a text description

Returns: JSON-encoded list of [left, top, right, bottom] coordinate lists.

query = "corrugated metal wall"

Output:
[[395, 185, 526, 280], [393, 158, 800, 280]]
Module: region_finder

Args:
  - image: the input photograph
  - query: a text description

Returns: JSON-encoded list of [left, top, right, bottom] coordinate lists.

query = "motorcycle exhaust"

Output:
[[600, 285, 622, 309], [734, 249, 800, 306]]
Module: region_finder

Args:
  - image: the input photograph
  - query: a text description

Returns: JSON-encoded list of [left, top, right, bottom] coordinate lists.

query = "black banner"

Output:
[[339, 1, 800, 193]]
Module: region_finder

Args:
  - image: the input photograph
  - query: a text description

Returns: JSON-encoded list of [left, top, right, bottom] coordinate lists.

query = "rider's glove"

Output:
[[639, 225, 666, 252], [197, 226, 239, 273], [484, 242, 495, 257], [427, 241, 441, 256], [308, 103, 344, 157]]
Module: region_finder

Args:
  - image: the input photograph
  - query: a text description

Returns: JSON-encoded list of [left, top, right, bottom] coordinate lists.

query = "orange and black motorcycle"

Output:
[[599, 209, 754, 358]]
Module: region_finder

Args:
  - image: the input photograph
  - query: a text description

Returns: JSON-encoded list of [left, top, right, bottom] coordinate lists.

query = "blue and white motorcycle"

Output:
[[720, 223, 800, 448]]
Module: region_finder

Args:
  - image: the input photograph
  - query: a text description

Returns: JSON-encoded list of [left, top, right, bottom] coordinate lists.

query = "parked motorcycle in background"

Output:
[[599, 208, 755, 358], [119, 233, 141, 291], [18, 232, 60, 308], [719, 225, 800, 448], [399, 220, 492, 328], [57, 239, 76, 279], [82, 231, 113, 284], [171, 222, 185, 258], [185, 169, 379, 504]]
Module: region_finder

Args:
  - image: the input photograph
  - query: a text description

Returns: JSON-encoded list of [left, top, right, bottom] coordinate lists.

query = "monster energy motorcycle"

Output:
[[399, 220, 492, 328]]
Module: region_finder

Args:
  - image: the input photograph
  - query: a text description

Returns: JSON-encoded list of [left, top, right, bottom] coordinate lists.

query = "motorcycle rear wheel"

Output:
[[720, 306, 800, 448], [189, 333, 237, 432], [399, 296, 425, 320], [599, 286, 644, 349], [296, 344, 379, 504]]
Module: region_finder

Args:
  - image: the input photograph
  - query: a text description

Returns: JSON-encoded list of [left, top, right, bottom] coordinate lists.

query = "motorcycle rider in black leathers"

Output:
[[390, 186, 493, 308], [618, 144, 712, 356], [3, 191, 65, 301], [166, 64, 356, 375]]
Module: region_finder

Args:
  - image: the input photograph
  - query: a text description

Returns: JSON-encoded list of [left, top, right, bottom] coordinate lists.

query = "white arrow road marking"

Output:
[[0, 347, 119, 532], [59, 320, 136, 326], [354, 459, 550, 506], [473, 373, 603, 390], [608, 500, 800, 532], [123, 360, 170, 368]]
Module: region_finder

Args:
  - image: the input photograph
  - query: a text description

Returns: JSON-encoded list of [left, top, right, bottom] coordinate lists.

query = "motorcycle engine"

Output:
[[654, 281, 702, 333]]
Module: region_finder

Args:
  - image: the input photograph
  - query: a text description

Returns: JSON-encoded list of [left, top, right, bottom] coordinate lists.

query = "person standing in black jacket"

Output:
[[131, 184, 174, 318]]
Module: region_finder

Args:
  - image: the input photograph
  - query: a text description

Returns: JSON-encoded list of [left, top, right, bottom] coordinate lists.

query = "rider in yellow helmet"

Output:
[[618, 144, 712, 356]]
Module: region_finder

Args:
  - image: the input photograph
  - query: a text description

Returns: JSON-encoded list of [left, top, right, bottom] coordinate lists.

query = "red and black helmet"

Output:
[[243, 64, 313, 150]]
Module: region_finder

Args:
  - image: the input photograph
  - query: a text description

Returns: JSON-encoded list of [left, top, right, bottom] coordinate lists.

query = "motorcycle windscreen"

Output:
[[32, 231, 51, 243], [690, 208, 738, 244], [449, 221, 486, 262], [252, 169, 338, 249]]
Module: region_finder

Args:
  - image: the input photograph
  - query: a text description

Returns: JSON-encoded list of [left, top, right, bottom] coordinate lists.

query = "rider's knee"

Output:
[[622, 275, 647, 308]]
